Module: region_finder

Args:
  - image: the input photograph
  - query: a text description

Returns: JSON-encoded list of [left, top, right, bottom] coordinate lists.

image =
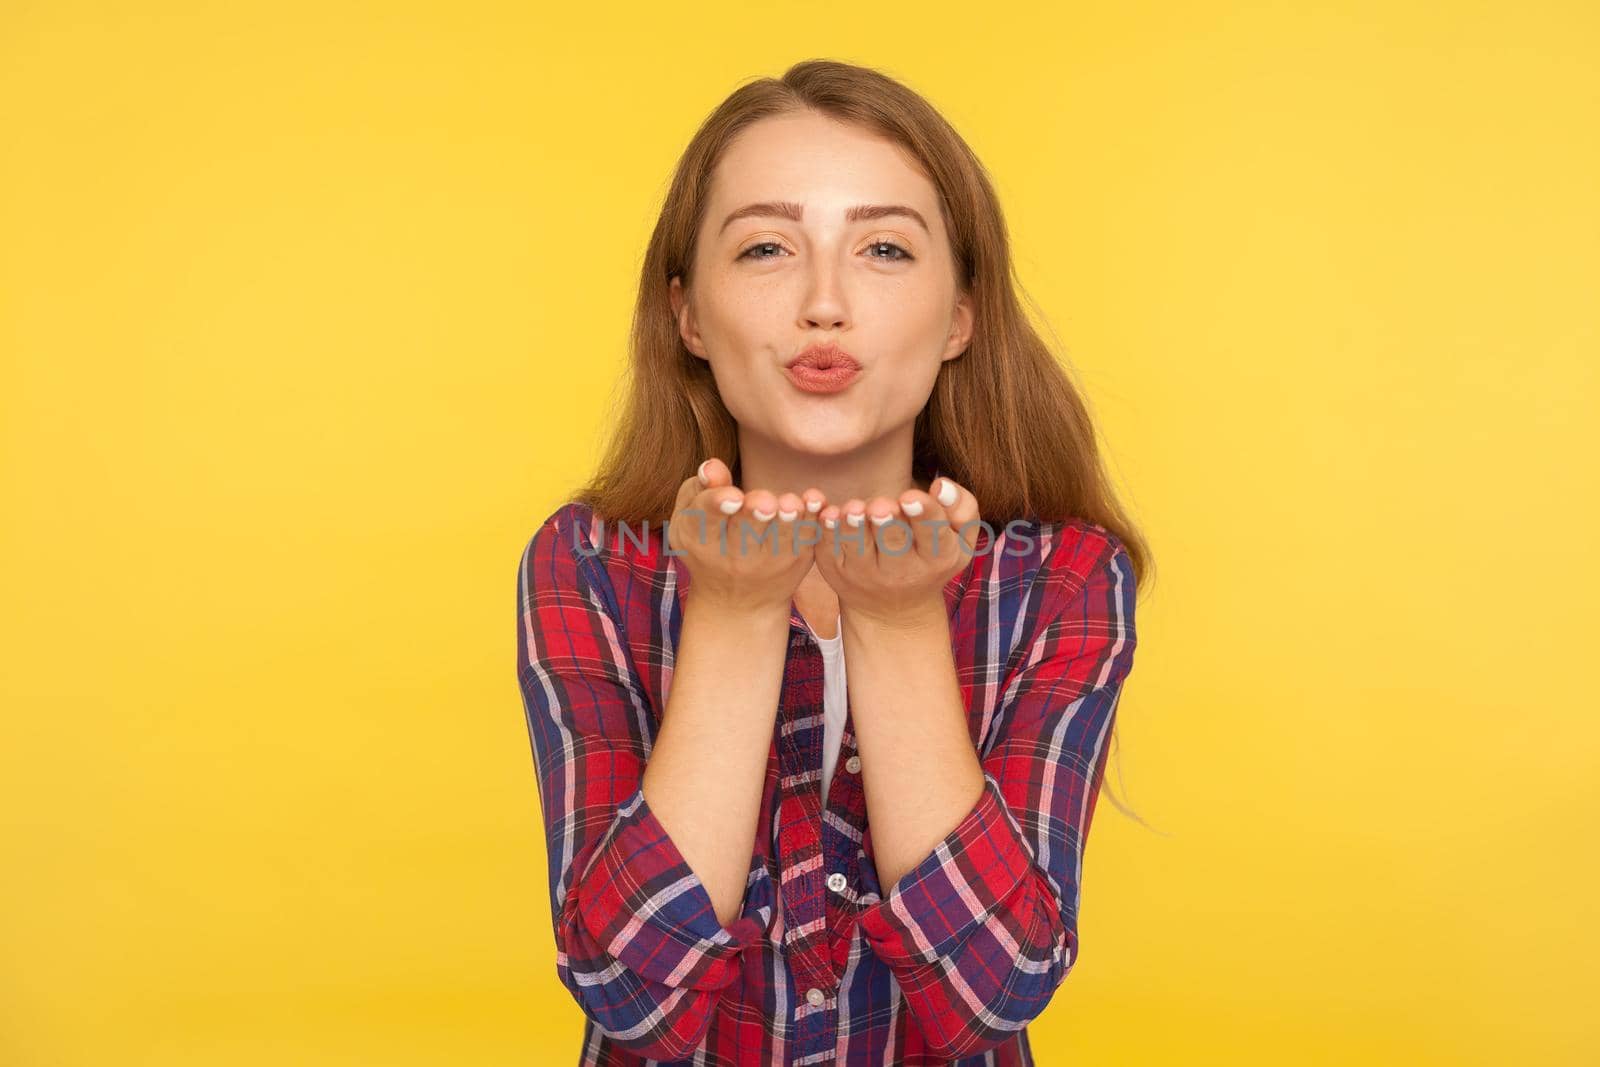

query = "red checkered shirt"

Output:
[[516, 500, 1138, 1064]]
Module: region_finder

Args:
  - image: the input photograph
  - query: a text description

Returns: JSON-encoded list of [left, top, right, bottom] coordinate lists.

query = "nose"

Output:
[[797, 257, 849, 331]]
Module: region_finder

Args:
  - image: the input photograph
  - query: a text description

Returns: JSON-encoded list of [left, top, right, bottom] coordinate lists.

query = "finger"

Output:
[[746, 489, 778, 522], [696, 456, 733, 489], [932, 476, 984, 556], [702, 484, 746, 553], [677, 456, 734, 529], [776, 492, 811, 559], [675, 462, 728, 550], [736, 489, 781, 560], [680, 456, 729, 512], [895, 486, 942, 561], [813, 503, 842, 580], [837, 498, 873, 567], [866, 496, 913, 559], [798, 488, 827, 557]]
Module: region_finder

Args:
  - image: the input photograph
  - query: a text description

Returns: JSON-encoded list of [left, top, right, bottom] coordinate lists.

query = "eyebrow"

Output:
[[717, 200, 930, 236]]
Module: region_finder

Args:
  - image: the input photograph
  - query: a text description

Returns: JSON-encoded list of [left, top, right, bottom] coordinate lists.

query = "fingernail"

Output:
[[901, 499, 923, 517], [697, 460, 710, 485], [752, 507, 776, 521], [937, 479, 958, 507], [869, 511, 892, 526], [806, 498, 822, 513], [778, 508, 797, 521], [719, 498, 742, 515], [846, 511, 864, 528], [823, 517, 837, 530]]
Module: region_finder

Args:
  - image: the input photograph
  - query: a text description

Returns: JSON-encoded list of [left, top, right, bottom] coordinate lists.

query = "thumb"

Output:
[[695, 456, 733, 488]]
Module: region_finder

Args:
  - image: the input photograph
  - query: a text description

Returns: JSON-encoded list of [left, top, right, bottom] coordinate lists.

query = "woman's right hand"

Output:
[[668, 457, 826, 615]]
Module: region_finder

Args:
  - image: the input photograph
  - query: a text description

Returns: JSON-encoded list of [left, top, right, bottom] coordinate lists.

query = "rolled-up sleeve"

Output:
[[855, 533, 1138, 1059], [517, 505, 775, 1061]]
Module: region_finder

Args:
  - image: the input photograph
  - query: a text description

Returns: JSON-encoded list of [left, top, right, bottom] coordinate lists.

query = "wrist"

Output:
[[684, 588, 793, 627], [840, 595, 949, 638]]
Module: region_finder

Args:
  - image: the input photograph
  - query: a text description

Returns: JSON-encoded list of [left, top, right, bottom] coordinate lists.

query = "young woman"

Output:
[[518, 59, 1149, 1066]]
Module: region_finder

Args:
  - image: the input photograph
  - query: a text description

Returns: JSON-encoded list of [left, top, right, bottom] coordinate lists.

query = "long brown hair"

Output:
[[568, 59, 1156, 823]]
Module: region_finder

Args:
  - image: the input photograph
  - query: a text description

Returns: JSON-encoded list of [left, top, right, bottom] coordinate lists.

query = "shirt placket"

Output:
[[776, 611, 844, 1059]]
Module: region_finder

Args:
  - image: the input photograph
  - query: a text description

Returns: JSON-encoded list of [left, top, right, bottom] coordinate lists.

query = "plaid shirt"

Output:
[[516, 500, 1138, 1065]]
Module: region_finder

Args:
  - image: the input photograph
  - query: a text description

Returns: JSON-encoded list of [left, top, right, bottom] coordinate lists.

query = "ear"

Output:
[[941, 286, 974, 362], [668, 275, 708, 361]]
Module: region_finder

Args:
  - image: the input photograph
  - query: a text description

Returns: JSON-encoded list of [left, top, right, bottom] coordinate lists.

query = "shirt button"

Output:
[[826, 871, 848, 893], [806, 987, 826, 1007], [845, 755, 861, 773]]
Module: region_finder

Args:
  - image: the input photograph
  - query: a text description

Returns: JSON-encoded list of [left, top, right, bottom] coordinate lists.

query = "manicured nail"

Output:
[[823, 517, 837, 530], [936, 479, 958, 507], [869, 510, 892, 526], [752, 507, 776, 521], [846, 511, 864, 528], [806, 498, 822, 513], [697, 460, 710, 485], [901, 499, 923, 517], [778, 507, 798, 521], [719, 498, 742, 515]]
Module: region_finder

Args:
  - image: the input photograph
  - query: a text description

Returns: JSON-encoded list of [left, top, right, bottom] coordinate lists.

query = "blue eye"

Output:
[[866, 241, 913, 261], [738, 241, 787, 260]]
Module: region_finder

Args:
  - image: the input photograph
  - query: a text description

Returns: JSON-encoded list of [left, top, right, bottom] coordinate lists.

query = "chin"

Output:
[[784, 425, 868, 455]]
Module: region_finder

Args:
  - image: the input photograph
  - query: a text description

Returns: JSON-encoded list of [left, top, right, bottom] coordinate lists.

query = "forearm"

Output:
[[642, 591, 790, 927], [840, 598, 986, 892]]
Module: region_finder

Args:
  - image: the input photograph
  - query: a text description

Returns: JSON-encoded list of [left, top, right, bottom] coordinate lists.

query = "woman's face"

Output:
[[669, 110, 972, 464]]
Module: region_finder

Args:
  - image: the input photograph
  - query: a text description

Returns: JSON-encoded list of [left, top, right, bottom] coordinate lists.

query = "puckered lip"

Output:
[[785, 341, 861, 371]]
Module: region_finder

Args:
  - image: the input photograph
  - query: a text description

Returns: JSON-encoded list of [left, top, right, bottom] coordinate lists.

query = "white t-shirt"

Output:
[[815, 626, 848, 803]]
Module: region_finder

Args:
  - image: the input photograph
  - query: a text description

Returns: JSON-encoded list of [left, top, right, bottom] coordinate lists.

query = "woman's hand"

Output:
[[815, 476, 983, 631], [668, 457, 828, 616]]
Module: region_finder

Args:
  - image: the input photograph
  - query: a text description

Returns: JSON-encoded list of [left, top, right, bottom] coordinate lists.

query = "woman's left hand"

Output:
[[815, 476, 983, 631]]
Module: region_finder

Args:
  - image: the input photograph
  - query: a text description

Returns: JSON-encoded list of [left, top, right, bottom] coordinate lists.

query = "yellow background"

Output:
[[3, 2, 1596, 1063]]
